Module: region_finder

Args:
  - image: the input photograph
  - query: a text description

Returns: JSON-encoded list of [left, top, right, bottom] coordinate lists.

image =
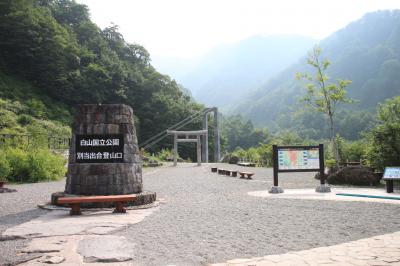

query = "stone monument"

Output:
[[65, 104, 142, 195]]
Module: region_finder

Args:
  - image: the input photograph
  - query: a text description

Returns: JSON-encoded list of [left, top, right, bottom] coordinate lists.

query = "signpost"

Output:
[[383, 167, 400, 193], [270, 144, 330, 193]]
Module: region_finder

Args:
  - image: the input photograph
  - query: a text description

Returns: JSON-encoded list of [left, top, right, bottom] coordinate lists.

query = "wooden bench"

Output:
[[239, 172, 254, 179], [211, 167, 218, 173], [57, 194, 137, 215], [218, 169, 227, 175]]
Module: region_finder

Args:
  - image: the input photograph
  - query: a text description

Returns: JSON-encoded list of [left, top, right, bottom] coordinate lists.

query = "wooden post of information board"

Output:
[[269, 145, 284, 193], [315, 143, 330, 192], [319, 143, 325, 185], [273, 145, 279, 187]]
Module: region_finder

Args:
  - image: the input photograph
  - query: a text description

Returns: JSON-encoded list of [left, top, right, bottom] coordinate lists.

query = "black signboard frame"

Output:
[[75, 134, 124, 163], [272, 144, 325, 187]]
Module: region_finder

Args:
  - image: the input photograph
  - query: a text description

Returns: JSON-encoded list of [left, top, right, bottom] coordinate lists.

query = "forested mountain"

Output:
[[233, 10, 400, 139], [154, 35, 314, 110], [0, 0, 203, 150]]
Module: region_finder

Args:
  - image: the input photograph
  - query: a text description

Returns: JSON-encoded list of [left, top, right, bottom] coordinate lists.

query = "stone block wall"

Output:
[[65, 104, 143, 195]]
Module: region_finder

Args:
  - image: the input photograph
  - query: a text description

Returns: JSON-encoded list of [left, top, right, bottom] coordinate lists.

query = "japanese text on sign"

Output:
[[75, 134, 124, 163]]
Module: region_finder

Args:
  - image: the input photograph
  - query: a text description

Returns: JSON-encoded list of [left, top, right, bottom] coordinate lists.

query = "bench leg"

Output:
[[386, 180, 394, 193], [113, 202, 127, 213], [232, 172, 237, 177], [69, 204, 81, 216], [240, 174, 245, 179]]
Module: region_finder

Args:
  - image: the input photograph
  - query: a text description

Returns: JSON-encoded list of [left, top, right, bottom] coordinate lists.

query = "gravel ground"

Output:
[[115, 163, 400, 265], [0, 181, 65, 265], [1, 164, 400, 266]]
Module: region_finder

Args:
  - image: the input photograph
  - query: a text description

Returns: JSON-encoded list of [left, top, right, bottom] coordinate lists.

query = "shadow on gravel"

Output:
[[0, 208, 47, 234], [0, 209, 48, 266]]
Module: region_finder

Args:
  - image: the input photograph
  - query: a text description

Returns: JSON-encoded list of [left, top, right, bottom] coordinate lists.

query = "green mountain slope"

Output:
[[0, 0, 203, 149], [234, 10, 400, 139]]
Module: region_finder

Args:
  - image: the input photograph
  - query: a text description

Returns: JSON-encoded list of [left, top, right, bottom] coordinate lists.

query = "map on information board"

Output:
[[278, 148, 320, 170]]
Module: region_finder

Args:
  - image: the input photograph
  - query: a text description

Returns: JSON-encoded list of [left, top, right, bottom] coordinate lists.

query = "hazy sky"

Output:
[[76, 0, 400, 58]]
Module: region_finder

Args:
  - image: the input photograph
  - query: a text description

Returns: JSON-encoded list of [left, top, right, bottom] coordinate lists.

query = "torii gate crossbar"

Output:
[[167, 130, 208, 166]]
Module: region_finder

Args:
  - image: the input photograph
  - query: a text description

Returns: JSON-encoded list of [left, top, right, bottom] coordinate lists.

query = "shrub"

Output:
[[0, 151, 11, 180], [5, 148, 30, 182], [27, 149, 66, 182], [327, 166, 380, 186], [5, 148, 66, 182], [156, 149, 174, 161], [365, 96, 400, 170]]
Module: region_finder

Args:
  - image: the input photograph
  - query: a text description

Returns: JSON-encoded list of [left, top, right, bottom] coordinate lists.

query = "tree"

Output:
[[366, 96, 400, 170], [296, 45, 352, 165]]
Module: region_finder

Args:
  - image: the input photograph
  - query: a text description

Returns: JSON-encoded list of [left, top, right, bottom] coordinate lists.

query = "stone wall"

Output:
[[65, 104, 142, 195]]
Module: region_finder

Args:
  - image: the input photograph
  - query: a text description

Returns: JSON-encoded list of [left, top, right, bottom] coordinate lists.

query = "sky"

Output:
[[76, 0, 400, 59]]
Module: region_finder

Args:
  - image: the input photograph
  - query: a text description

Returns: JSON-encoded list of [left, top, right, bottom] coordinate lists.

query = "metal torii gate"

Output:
[[167, 130, 208, 166], [202, 107, 220, 163]]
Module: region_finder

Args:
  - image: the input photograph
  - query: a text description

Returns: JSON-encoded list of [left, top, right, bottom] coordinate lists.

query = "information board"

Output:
[[75, 134, 124, 163], [272, 144, 325, 188], [383, 167, 400, 179], [278, 147, 320, 170]]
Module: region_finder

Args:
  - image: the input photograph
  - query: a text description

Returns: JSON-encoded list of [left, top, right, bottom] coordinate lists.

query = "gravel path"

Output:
[[115, 163, 400, 265], [0, 181, 65, 265], [1, 164, 400, 266]]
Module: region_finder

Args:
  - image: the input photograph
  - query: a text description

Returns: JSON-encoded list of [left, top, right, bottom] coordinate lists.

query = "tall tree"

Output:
[[296, 45, 352, 164], [366, 96, 400, 170]]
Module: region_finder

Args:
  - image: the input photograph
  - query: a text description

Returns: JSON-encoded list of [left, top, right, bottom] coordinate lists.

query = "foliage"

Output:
[[365, 96, 400, 170], [156, 148, 174, 161], [327, 166, 379, 186], [236, 10, 400, 141], [296, 45, 353, 164], [4, 148, 30, 182], [2, 148, 66, 182], [27, 148, 66, 181], [221, 114, 269, 152], [337, 136, 368, 163], [0, 0, 203, 156], [0, 151, 11, 180]]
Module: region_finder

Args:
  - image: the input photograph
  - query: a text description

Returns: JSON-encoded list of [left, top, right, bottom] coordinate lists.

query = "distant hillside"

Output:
[[154, 35, 315, 109], [0, 0, 203, 151], [233, 10, 400, 138]]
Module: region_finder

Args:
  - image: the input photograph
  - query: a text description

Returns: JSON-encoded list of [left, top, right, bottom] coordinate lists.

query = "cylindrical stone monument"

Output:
[[65, 104, 142, 195]]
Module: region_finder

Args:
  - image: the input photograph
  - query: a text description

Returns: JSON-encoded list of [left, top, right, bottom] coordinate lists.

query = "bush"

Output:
[[5, 148, 30, 182], [5, 148, 65, 182], [0, 151, 11, 180], [27, 149, 66, 182], [327, 166, 380, 186], [365, 96, 400, 170], [156, 149, 174, 161], [229, 156, 239, 164]]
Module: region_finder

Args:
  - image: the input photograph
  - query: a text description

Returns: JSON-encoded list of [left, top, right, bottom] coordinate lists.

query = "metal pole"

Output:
[[202, 111, 209, 163], [173, 134, 177, 166], [213, 107, 220, 162], [197, 135, 201, 166]]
